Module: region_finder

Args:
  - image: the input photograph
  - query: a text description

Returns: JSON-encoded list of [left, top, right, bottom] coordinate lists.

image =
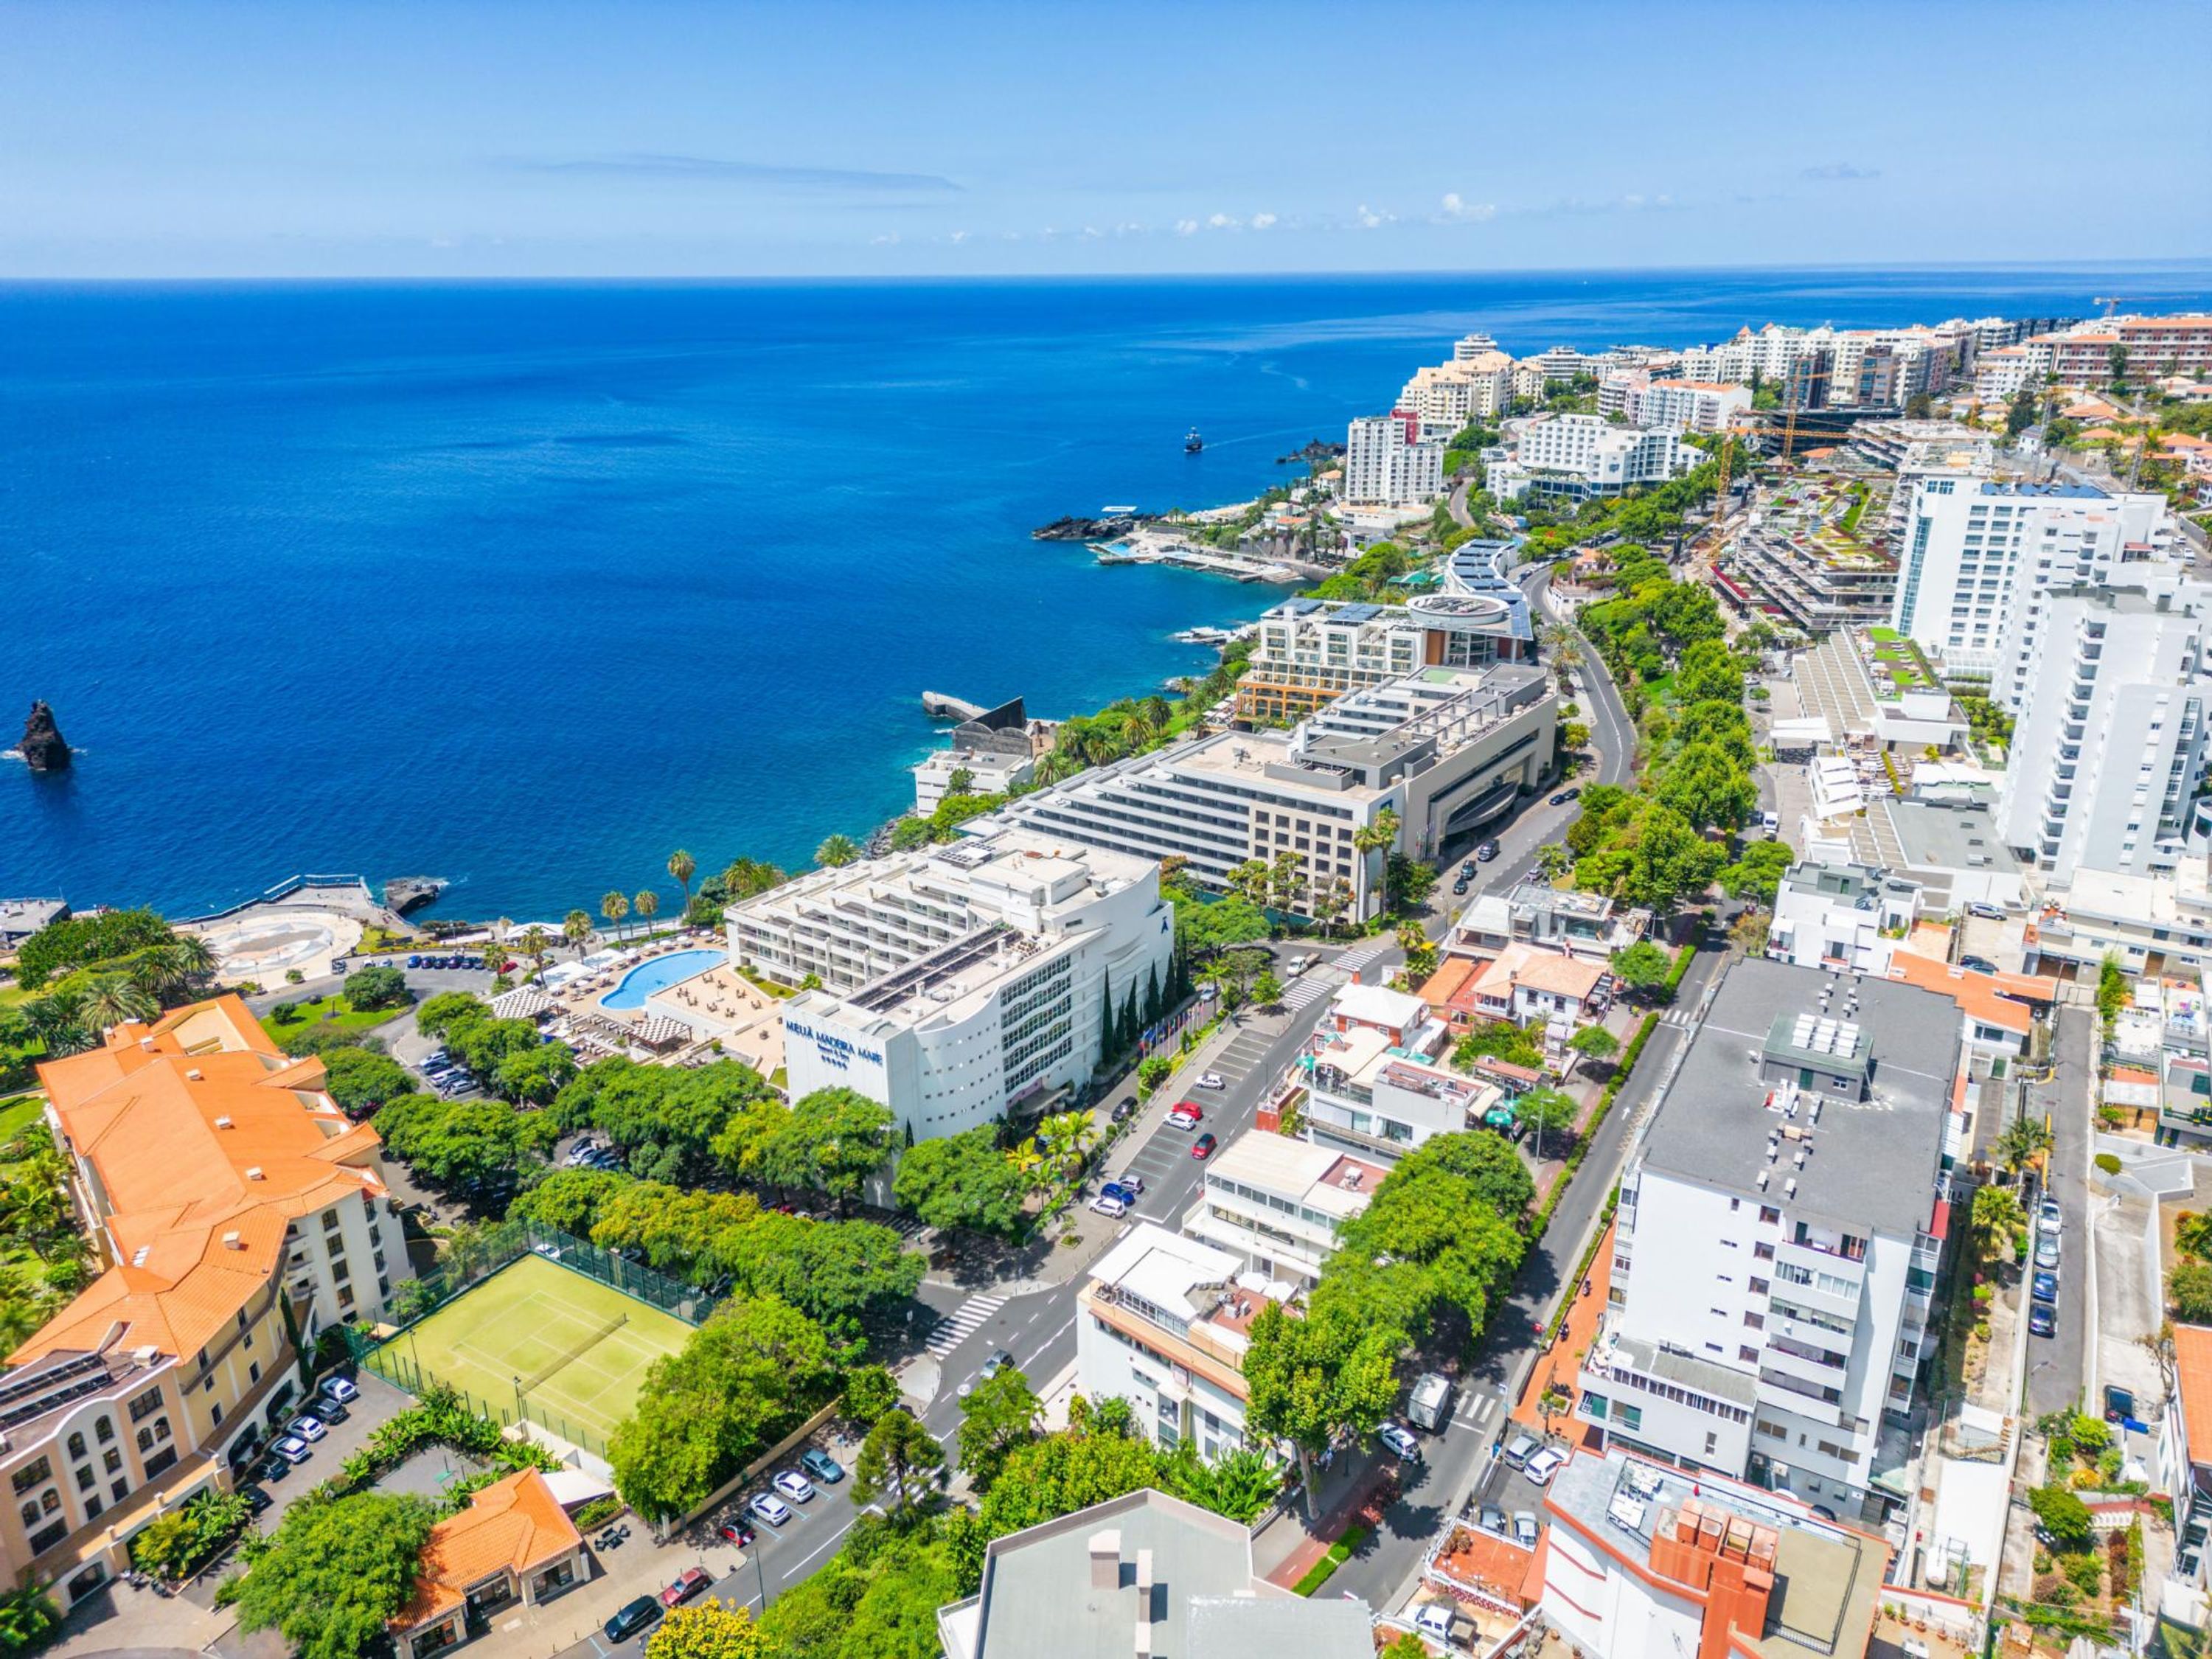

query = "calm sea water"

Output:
[[5, 265, 2209, 919]]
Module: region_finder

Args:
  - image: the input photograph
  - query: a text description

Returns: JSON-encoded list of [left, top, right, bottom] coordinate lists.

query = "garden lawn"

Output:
[[260, 995, 404, 1046]]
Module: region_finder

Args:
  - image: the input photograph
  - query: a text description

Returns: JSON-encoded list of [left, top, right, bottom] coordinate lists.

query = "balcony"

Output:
[[1756, 1371, 1848, 1427], [1764, 1338, 1850, 1389]]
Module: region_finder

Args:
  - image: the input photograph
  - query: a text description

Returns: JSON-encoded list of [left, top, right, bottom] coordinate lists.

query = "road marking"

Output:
[[925, 1294, 1006, 1357], [787, 1528, 848, 1576]]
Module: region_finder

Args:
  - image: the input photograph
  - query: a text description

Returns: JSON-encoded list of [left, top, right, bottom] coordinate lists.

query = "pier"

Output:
[[922, 691, 990, 721]]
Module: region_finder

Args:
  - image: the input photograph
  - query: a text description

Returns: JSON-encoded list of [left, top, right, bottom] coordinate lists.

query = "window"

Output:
[[1614, 1403, 1643, 1432], [211, 1404, 222, 1427], [39, 1491, 58, 1516], [1759, 1206, 1781, 1224], [64, 1434, 84, 1461], [1753, 1242, 1775, 1261], [27, 1520, 66, 1556], [110, 1479, 128, 1502], [127, 1387, 164, 1423], [11, 1458, 51, 1496], [1744, 1312, 1764, 1329], [17, 1503, 37, 1529], [136, 1427, 156, 1453], [94, 1418, 113, 1445], [1741, 1346, 1761, 1363], [74, 1467, 92, 1493], [101, 1449, 121, 1475]]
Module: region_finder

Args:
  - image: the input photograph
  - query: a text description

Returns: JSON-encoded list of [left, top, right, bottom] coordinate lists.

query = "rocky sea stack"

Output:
[[19, 701, 70, 771]]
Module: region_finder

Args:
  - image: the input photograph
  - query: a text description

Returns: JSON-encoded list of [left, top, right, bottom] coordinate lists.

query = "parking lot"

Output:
[[244, 1370, 412, 1531]]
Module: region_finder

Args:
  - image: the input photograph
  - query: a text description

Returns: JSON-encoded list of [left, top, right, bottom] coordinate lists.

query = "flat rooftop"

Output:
[[1640, 959, 1958, 1239], [1207, 1130, 1389, 1221], [1882, 797, 2020, 876]]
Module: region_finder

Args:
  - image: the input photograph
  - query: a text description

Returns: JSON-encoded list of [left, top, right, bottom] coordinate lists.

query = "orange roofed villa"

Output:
[[389, 1469, 586, 1659], [0, 994, 414, 1613]]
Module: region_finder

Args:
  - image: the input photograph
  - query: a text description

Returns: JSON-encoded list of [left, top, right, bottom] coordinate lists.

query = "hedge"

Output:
[[1532, 1011, 1659, 1245], [1292, 1523, 1371, 1596]]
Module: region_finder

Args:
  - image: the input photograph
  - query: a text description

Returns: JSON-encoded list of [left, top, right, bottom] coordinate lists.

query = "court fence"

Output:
[[342, 1217, 710, 1460]]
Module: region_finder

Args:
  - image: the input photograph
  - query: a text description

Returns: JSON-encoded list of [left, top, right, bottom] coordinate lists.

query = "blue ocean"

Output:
[[5, 265, 2209, 920]]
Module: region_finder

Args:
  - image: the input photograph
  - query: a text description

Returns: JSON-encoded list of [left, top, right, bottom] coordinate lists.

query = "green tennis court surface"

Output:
[[384, 1253, 691, 1449]]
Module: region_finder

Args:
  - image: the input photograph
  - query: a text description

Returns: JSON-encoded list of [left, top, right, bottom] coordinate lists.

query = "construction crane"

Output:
[[2095, 296, 2129, 319], [1705, 422, 1756, 557]]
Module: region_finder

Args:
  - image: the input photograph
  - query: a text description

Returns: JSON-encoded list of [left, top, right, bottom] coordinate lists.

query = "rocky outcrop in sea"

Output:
[[1032, 514, 1145, 541], [19, 701, 70, 771]]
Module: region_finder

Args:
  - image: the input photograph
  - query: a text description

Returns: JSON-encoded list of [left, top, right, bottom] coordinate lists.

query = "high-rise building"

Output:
[[1343, 411, 1444, 506], [1492, 414, 1691, 503], [1994, 582, 2212, 881], [1575, 959, 1960, 1520]]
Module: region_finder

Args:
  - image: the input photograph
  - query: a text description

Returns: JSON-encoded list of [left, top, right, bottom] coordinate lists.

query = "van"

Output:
[[1287, 953, 1316, 977], [1760, 810, 1780, 833], [1408, 1372, 1452, 1433]]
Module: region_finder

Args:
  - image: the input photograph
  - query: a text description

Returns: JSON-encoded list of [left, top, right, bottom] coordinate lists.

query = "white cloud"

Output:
[[870, 232, 901, 245], [1175, 218, 1200, 236], [1116, 220, 1146, 235], [1354, 203, 1394, 229], [947, 229, 970, 243], [1207, 212, 1241, 230], [1437, 193, 1496, 223], [1082, 225, 1103, 239], [1251, 212, 1278, 231]]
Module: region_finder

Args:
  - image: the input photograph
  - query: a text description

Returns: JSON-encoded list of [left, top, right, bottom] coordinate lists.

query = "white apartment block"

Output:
[[727, 827, 1173, 1141], [1891, 478, 2174, 679], [1399, 349, 1514, 436], [1241, 591, 1531, 713], [1599, 372, 1751, 434], [1994, 582, 2212, 882], [1301, 982, 1499, 1160], [1075, 1225, 1262, 1461], [1343, 412, 1444, 507], [1986, 490, 2179, 713], [1495, 414, 1690, 503], [1578, 959, 1959, 1519], [1764, 860, 1919, 975], [1180, 1131, 1382, 1287], [989, 664, 1555, 922]]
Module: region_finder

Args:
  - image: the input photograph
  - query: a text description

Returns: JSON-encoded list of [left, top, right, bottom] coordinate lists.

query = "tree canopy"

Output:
[[891, 1128, 1031, 1237], [554, 1057, 773, 1185], [228, 1491, 437, 1659], [375, 1094, 560, 1197]]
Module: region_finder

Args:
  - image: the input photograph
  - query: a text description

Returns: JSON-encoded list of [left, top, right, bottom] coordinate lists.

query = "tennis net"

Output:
[[517, 1310, 627, 1394]]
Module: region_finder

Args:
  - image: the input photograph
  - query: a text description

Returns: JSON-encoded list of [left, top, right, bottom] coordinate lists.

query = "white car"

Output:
[[1413, 1603, 1455, 1641], [1377, 1422, 1422, 1461], [1523, 1447, 1565, 1486], [2038, 1198, 2062, 1232], [287, 1416, 327, 1442], [1196, 1072, 1225, 1090], [772, 1470, 815, 1503], [1088, 1194, 1128, 1219], [748, 1492, 793, 1527], [273, 1435, 311, 1464], [2035, 1233, 2062, 1270], [317, 1376, 360, 1405]]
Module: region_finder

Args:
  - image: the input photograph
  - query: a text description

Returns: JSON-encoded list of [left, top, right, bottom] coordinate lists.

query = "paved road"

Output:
[[2026, 1005, 2096, 1417]]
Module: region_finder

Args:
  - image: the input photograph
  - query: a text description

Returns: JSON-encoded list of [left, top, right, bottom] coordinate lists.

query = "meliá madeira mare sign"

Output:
[[785, 1019, 884, 1076]]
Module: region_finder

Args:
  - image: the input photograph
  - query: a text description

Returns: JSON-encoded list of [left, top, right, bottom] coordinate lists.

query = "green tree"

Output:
[[563, 909, 594, 959], [601, 890, 631, 942], [725, 1087, 894, 1207], [635, 889, 661, 934], [1251, 969, 1284, 1007], [2174, 1262, 2212, 1324], [1566, 1025, 1620, 1065], [1225, 858, 1270, 908], [1719, 840, 1795, 904], [1166, 1442, 1281, 1525], [2097, 953, 2132, 1034], [519, 925, 553, 980], [841, 1364, 903, 1426], [1517, 1086, 1579, 1158], [13, 907, 177, 992], [647, 1602, 768, 1659], [891, 1128, 1031, 1237], [852, 1407, 947, 1517], [975, 1411, 1168, 1540], [1174, 895, 1270, 956], [375, 1096, 559, 1195], [1969, 1183, 2025, 1262], [77, 973, 157, 1031], [494, 1044, 579, 1106], [1453, 1020, 1544, 1072], [508, 1167, 633, 1236], [816, 834, 861, 869], [2006, 386, 2038, 438], [319, 1046, 414, 1115], [229, 1491, 437, 1659], [1657, 742, 1758, 831], [2176, 1210, 2212, 1262], [343, 964, 411, 1012], [1242, 1302, 1400, 1515], [1675, 639, 1745, 706], [1994, 1116, 2053, 1175], [1610, 940, 1675, 993], [2028, 1484, 2094, 1552], [956, 1367, 1043, 1492], [667, 849, 698, 917]]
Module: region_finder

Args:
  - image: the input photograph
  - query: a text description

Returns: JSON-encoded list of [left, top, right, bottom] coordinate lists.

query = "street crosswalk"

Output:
[[1658, 1006, 1698, 1029], [1332, 943, 1390, 979], [925, 1293, 1005, 1357], [1274, 970, 1342, 1014]]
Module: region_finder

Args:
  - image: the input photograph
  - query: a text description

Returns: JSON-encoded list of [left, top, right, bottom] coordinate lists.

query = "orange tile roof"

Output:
[[393, 1471, 582, 1632], [1417, 958, 1479, 1012], [1883, 954, 2042, 1036], [1468, 944, 1607, 1004], [17, 995, 392, 1363], [2174, 1326, 2212, 1458]]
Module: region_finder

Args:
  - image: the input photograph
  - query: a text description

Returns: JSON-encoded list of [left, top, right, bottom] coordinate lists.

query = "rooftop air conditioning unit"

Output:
[[214, 1116, 233, 1129]]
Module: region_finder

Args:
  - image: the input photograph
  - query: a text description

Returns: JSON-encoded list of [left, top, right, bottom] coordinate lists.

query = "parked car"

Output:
[[1088, 1194, 1128, 1219], [1190, 1133, 1218, 1160], [605, 1597, 661, 1643], [240, 1484, 273, 1515], [1458, 861, 1475, 880], [660, 1568, 712, 1609], [272, 1436, 311, 1464], [716, 1515, 757, 1547], [315, 1399, 349, 1424], [2036, 1233, 2062, 1270], [1478, 1503, 1509, 1535], [1965, 901, 2006, 920], [256, 1454, 291, 1484], [979, 1349, 1015, 1381], [2029, 1303, 2058, 1338], [1513, 1511, 1540, 1548], [1502, 1432, 1540, 1469], [1475, 841, 1500, 862], [1414, 1603, 1456, 1641], [748, 1492, 793, 1527], [1523, 1447, 1566, 1486], [1196, 1072, 1225, 1090], [1452, 880, 1470, 897], [1101, 1177, 1144, 1204], [2032, 1270, 2059, 1303], [772, 1470, 815, 1503], [2038, 1197, 2062, 1232], [1959, 956, 1999, 975], [318, 1375, 360, 1405], [799, 1447, 844, 1484], [1377, 1422, 1421, 1461], [1110, 1098, 1137, 1124], [1167, 1103, 1203, 1130], [1549, 789, 1580, 806]]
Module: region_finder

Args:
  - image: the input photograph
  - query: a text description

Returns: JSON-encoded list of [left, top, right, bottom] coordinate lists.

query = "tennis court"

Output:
[[378, 1253, 692, 1451]]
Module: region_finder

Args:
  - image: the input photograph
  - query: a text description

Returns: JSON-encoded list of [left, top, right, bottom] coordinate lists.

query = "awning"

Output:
[[489, 986, 552, 1020]]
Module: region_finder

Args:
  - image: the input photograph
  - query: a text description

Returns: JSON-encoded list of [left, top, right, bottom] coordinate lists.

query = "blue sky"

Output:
[[4, 0, 2207, 278]]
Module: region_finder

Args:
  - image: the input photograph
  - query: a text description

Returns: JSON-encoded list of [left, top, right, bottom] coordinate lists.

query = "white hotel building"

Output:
[[726, 827, 1172, 1141], [1343, 412, 1445, 507], [1489, 414, 1691, 504], [1576, 960, 1961, 1520]]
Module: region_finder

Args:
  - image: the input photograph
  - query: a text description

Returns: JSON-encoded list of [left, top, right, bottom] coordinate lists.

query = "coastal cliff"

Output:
[[1032, 513, 1144, 541], [19, 701, 70, 771]]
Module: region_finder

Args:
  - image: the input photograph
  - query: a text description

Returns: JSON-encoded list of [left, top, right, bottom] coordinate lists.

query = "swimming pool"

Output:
[[599, 950, 726, 1011]]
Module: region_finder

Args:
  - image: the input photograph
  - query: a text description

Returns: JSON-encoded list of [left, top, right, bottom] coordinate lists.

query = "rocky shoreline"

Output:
[[1031, 512, 1147, 541]]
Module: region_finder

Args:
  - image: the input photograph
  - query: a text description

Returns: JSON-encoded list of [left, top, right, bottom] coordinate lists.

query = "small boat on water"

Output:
[[1183, 428, 1204, 454]]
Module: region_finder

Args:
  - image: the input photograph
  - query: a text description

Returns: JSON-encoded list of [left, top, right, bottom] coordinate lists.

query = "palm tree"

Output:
[[1006, 1139, 1049, 1189], [563, 909, 593, 960], [1994, 1116, 2053, 1176], [1352, 806, 1399, 861], [815, 835, 860, 869], [1969, 1184, 2025, 1263], [1034, 748, 1082, 785], [633, 889, 660, 936], [78, 974, 156, 1032], [170, 933, 217, 983], [1138, 695, 1172, 731], [1039, 1110, 1099, 1180], [23, 991, 89, 1056], [600, 891, 630, 942], [667, 849, 697, 918], [519, 926, 552, 981]]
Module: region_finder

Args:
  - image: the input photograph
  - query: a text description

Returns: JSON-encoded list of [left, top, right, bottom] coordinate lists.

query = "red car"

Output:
[[1191, 1133, 1218, 1160], [660, 1567, 712, 1608], [716, 1517, 755, 1547], [1167, 1103, 1203, 1129]]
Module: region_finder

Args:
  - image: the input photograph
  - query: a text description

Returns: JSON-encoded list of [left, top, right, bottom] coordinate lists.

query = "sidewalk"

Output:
[[1256, 1461, 1397, 1590], [1510, 1217, 1613, 1442]]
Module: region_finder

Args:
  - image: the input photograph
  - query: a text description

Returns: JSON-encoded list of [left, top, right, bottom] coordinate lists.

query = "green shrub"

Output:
[[571, 1495, 624, 1530], [2096, 1152, 2122, 1176]]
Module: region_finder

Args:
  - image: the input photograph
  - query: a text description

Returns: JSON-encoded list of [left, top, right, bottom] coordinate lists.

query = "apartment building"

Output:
[[1398, 341, 1514, 434], [728, 827, 1172, 1141], [1180, 1131, 1382, 1287], [1994, 583, 2212, 881], [992, 664, 1554, 922], [1447, 879, 1650, 964], [2047, 314, 2212, 386], [1492, 414, 1691, 503], [1764, 860, 1919, 975], [939, 1488, 1373, 1659], [7, 995, 413, 1610], [1238, 591, 1530, 720], [1985, 495, 2180, 714], [911, 695, 1046, 814], [1302, 982, 1498, 1160], [1577, 959, 1961, 1519], [1541, 1450, 1888, 1659], [1599, 372, 1753, 434], [1074, 1225, 1264, 1462], [1890, 478, 2172, 679], [1343, 411, 1444, 507], [2160, 1324, 2212, 1593], [2026, 863, 2212, 981]]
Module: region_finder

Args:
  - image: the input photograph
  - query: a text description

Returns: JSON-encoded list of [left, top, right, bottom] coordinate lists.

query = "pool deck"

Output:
[[538, 933, 786, 1078]]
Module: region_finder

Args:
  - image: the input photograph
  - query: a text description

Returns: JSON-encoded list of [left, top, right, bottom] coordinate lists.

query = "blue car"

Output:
[[2032, 1270, 2059, 1303], [2029, 1304, 2057, 1338]]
